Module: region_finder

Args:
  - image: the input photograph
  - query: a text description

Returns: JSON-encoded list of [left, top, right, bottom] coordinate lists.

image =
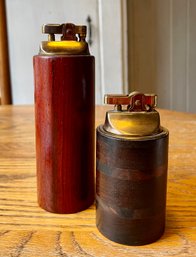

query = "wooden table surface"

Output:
[[0, 105, 195, 257]]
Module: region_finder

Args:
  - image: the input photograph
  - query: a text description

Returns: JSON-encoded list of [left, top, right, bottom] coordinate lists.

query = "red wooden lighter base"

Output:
[[34, 55, 95, 213]]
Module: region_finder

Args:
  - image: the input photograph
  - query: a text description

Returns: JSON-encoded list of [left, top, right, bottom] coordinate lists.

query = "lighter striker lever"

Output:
[[33, 23, 95, 214], [104, 92, 157, 111], [96, 92, 169, 245]]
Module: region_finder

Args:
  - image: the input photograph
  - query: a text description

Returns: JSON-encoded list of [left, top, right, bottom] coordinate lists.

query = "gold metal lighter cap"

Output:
[[39, 23, 89, 55], [103, 92, 161, 137]]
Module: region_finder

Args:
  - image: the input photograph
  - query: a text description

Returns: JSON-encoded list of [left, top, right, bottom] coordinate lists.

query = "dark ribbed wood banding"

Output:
[[96, 125, 169, 245]]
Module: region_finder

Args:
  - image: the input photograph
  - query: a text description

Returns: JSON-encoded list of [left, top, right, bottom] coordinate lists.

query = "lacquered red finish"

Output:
[[33, 55, 95, 213]]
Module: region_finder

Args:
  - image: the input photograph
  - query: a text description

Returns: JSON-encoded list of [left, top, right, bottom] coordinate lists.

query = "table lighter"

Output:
[[96, 92, 169, 245], [33, 23, 95, 213]]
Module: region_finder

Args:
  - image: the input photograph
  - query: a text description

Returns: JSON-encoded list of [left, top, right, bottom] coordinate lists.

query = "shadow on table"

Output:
[[161, 209, 181, 240]]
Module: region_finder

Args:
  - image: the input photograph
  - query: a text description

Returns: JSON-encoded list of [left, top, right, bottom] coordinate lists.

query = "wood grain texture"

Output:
[[34, 55, 95, 214], [0, 105, 195, 256], [96, 126, 168, 245]]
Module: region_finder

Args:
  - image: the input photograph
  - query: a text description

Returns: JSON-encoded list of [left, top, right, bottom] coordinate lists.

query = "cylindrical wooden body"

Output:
[[96, 126, 169, 245], [33, 55, 95, 213]]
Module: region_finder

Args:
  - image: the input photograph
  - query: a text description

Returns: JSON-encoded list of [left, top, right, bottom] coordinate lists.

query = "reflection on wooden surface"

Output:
[[0, 105, 195, 256]]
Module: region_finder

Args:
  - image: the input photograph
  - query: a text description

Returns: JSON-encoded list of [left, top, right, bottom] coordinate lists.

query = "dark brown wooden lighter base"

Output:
[[96, 125, 169, 245]]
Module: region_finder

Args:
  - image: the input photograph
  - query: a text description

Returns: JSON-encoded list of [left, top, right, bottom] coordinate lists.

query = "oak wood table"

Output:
[[0, 105, 195, 257]]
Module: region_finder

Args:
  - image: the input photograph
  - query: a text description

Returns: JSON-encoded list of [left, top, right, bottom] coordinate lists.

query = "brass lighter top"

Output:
[[103, 92, 161, 137], [39, 23, 89, 55]]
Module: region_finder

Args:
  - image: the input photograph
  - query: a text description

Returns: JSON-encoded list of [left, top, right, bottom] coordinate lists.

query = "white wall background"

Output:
[[127, 0, 196, 113], [6, 0, 127, 105]]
